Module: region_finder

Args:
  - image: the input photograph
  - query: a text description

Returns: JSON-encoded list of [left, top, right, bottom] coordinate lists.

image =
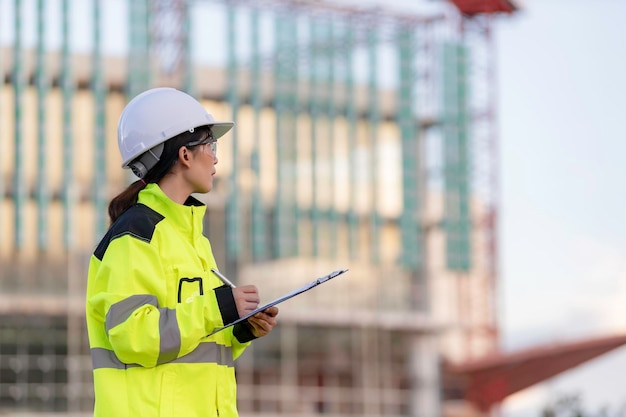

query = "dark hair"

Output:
[[108, 126, 211, 224]]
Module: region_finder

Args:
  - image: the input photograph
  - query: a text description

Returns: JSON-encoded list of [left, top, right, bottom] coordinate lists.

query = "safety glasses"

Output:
[[186, 131, 217, 156]]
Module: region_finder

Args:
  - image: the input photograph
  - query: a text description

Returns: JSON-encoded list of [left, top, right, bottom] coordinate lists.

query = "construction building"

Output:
[[6, 1, 623, 416]]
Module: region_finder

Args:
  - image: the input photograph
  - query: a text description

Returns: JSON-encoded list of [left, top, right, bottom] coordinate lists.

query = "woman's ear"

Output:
[[178, 146, 192, 168]]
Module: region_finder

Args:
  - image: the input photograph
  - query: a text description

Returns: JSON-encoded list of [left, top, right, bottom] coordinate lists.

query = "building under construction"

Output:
[[9, 0, 621, 416]]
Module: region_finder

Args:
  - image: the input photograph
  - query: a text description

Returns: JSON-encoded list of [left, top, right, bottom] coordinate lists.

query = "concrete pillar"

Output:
[[410, 334, 441, 417]]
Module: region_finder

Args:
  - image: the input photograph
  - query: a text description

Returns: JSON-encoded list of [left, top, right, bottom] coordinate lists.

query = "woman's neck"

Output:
[[157, 173, 192, 205]]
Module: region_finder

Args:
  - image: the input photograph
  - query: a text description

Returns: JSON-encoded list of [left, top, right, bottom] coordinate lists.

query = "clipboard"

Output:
[[208, 268, 348, 336]]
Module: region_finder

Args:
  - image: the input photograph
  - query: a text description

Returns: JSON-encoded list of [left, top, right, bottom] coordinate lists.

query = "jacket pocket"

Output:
[[169, 265, 206, 304], [177, 276, 204, 303]]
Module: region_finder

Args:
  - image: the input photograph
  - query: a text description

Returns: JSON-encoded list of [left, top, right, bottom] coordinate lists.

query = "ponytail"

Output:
[[108, 180, 146, 224]]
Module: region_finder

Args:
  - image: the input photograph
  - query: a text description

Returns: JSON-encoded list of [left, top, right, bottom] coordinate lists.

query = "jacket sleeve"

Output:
[[231, 323, 256, 360], [87, 233, 235, 368]]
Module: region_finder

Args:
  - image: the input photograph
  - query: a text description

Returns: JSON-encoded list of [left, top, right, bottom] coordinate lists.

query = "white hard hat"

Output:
[[117, 87, 234, 178]]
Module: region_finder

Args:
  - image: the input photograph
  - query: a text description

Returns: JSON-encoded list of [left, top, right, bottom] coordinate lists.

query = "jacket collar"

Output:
[[138, 183, 207, 237]]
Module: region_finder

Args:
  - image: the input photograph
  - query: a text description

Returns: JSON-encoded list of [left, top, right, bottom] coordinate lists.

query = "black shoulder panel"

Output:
[[94, 204, 165, 261]]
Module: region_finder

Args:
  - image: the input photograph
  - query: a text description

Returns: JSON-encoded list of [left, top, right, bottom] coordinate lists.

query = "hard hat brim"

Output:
[[209, 122, 234, 140]]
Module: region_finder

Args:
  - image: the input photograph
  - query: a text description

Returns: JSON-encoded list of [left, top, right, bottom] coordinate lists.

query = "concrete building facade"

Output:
[[0, 1, 503, 415]]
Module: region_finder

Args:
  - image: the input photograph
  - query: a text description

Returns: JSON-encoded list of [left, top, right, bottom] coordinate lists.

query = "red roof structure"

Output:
[[447, 0, 518, 16], [445, 333, 626, 411]]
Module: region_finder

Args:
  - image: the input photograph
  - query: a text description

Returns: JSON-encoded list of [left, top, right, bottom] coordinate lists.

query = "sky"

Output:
[[495, 0, 626, 415]]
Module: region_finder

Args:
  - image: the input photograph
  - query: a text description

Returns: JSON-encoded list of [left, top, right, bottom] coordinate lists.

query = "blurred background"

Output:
[[0, 0, 624, 416]]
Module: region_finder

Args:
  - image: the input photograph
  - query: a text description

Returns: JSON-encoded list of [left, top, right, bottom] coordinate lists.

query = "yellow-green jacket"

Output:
[[86, 184, 255, 417]]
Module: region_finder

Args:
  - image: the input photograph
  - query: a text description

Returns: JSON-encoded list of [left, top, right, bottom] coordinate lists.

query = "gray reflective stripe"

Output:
[[90, 342, 233, 370], [105, 294, 158, 335], [171, 342, 233, 367], [157, 308, 181, 365], [91, 347, 140, 370]]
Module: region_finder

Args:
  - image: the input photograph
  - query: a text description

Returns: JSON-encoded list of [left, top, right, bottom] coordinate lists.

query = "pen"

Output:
[[211, 268, 237, 288]]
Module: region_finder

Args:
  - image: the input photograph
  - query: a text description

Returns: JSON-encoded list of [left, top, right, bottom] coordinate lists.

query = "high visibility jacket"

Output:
[[86, 184, 255, 417]]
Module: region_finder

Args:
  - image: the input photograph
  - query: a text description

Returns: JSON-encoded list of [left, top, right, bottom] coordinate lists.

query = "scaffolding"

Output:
[[0, 0, 513, 415]]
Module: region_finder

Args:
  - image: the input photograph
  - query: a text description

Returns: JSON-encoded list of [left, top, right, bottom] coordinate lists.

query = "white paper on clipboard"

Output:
[[207, 269, 348, 337]]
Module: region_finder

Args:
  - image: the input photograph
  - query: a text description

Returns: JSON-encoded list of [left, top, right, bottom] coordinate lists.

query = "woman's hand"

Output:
[[246, 306, 279, 338], [232, 285, 260, 318]]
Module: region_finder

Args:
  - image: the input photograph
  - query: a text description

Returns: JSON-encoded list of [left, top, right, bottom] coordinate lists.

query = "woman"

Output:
[[86, 87, 278, 417]]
